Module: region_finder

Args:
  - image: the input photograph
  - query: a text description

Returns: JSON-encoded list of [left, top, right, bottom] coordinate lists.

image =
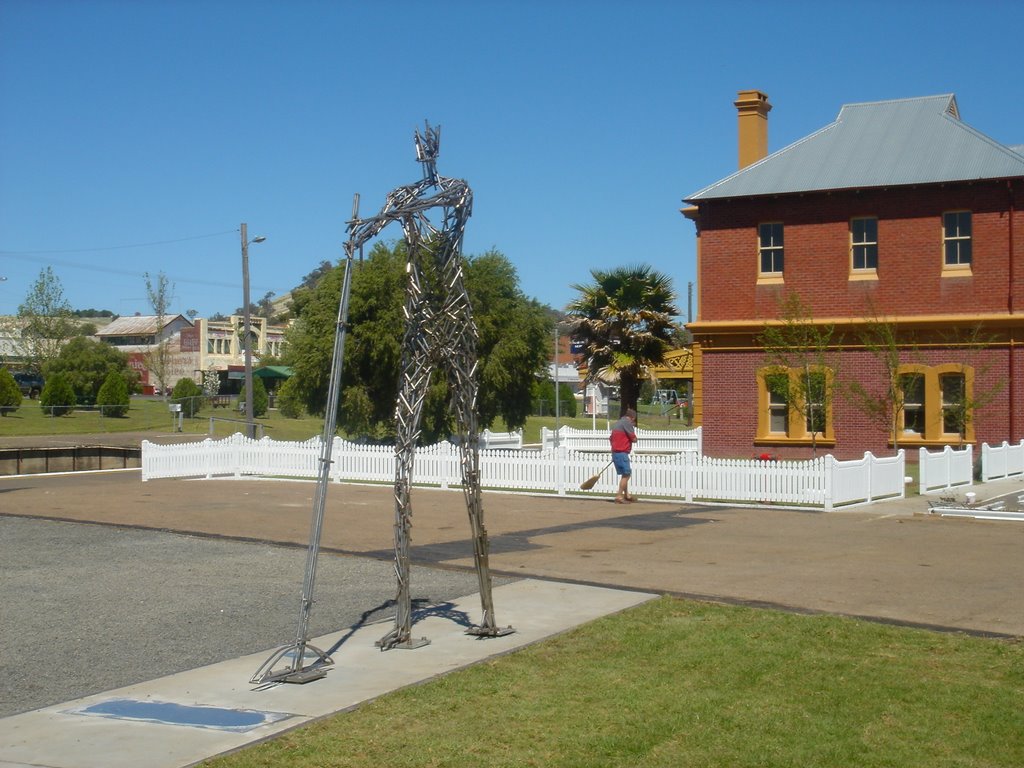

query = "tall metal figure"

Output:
[[347, 122, 512, 650], [250, 122, 510, 686]]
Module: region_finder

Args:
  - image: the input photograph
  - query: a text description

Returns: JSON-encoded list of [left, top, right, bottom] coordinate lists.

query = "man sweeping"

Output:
[[610, 408, 638, 503]]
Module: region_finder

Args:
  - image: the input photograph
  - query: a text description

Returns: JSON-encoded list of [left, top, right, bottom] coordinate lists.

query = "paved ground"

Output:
[[1, 431, 1022, 767], [3, 458, 1023, 642]]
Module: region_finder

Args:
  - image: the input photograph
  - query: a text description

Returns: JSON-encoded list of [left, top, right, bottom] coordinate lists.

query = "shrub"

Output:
[[43, 335, 138, 403], [0, 368, 22, 415], [531, 380, 577, 418], [171, 377, 204, 417], [96, 370, 130, 418], [251, 376, 269, 418], [276, 376, 305, 419], [40, 372, 76, 416]]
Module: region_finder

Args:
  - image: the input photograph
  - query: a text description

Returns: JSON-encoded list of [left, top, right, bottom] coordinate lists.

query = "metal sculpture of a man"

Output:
[[251, 122, 510, 684]]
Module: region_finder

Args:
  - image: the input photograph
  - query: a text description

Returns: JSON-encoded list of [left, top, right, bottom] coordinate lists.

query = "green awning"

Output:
[[253, 366, 293, 380]]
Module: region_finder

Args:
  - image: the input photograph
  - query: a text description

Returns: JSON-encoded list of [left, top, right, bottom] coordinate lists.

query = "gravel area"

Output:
[[0, 516, 511, 718]]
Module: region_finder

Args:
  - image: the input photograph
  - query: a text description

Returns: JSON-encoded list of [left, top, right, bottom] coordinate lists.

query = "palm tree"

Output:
[[567, 264, 680, 417]]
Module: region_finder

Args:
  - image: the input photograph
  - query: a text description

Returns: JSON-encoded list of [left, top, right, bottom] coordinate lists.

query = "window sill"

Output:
[[941, 265, 972, 277], [756, 275, 785, 285], [849, 271, 878, 281], [891, 437, 973, 448], [755, 436, 836, 447]]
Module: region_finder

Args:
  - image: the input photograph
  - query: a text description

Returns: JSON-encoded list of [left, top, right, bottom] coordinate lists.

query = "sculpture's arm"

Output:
[[344, 176, 472, 258]]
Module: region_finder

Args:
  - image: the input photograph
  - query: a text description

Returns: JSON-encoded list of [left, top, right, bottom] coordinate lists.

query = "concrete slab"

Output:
[[0, 580, 656, 768]]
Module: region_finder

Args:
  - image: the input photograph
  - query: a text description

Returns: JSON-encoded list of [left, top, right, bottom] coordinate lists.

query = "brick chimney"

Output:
[[735, 89, 771, 169]]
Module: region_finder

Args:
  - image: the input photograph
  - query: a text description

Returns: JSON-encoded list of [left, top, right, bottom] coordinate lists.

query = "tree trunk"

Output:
[[619, 373, 640, 419]]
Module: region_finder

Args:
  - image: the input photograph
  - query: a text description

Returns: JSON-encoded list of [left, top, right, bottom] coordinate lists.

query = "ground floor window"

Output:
[[897, 364, 972, 444], [757, 366, 834, 444]]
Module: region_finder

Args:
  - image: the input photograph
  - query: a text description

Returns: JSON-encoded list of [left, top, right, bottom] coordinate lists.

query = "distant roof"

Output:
[[95, 314, 189, 337], [686, 94, 1024, 202]]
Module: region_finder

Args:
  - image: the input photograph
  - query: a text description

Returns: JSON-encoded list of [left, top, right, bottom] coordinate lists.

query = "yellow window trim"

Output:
[[756, 366, 835, 443], [895, 363, 975, 444]]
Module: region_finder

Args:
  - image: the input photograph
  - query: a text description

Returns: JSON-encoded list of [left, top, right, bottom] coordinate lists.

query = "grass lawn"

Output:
[[0, 398, 694, 445], [0, 397, 328, 442], [202, 596, 1023, 768]]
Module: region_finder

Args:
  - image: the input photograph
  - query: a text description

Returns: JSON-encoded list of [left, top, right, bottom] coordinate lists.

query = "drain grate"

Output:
[[69, 698, 294, 732]]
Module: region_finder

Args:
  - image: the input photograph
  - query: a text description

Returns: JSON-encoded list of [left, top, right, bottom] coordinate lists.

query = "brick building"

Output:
[[98, 314, 287, 395], [682, 91, 1024, 459]]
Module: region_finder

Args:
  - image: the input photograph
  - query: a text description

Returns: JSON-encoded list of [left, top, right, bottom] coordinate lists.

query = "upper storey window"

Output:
[[943, 211, 972, 268], [758, 222, 784, 275], [851, 217, 878, 272]]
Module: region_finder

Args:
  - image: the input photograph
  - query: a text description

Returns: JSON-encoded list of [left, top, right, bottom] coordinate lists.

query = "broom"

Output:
[[579, 461, 613, 490]]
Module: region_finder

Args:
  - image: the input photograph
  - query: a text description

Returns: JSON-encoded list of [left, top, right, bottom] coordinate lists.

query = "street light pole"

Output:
[[240, 223, 266, 439], [553, 322, 560, 448]]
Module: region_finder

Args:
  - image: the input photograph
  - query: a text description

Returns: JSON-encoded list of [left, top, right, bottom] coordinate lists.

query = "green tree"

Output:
[[96, 370, 130, 417], [251, 375, 269, 417], [275, 376, 305, 419], [283, 242, 549, 442], [40, 372, 76, 416], [43, 336, 139, 404], [532, 379, 577, 417], [0, 368, 23, 415], [171, 377, 204, 417], [567, 264, 680, 417], [466, 250, 552, 429], [760, 292, 839, 456], [17, 267, 77, 373]]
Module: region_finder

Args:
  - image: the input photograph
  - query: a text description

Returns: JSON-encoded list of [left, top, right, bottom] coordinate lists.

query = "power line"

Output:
[[0, 248, 276, 293], [0, 229, 238, 255]]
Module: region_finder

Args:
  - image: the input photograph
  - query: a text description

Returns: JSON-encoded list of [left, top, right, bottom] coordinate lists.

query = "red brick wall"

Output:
[[701, 345, 1023, 460], [696, 181, 1022, 322]]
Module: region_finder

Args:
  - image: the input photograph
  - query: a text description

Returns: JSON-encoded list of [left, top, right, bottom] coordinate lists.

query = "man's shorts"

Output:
[[612, 452, 632, 477]]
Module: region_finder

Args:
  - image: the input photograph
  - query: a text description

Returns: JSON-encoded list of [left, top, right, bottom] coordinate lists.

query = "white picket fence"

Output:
[[981, 440, 1024, 482], [918, 445, 974, 495], [142, 433, 905, 510], [540, 425, 702, 454], [479, 429, 523, 449]]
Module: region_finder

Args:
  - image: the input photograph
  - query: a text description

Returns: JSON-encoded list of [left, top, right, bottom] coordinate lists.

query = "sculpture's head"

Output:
[[415, 121, 440, 179]]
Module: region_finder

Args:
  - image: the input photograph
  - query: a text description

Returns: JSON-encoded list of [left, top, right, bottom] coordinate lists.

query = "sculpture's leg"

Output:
[[440, 251, 514, 639], [377, 262, 434, 651]]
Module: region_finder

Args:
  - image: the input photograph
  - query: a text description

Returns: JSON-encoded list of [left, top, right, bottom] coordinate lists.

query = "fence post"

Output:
[[555, 443, 566, 496], [823, 454, 834, 511], [439, 442, 450, 490], [897, 449, 906, 499], [684, 450, 693, 503], [917, 447, 929, 496]]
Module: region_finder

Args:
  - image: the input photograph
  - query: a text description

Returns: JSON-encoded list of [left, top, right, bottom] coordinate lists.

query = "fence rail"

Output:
[[540, 425, 702, 454], [142, 432, 904, 510]]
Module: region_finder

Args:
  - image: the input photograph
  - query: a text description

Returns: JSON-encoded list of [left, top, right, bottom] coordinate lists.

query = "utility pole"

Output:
[[240, 223, 265, 439]]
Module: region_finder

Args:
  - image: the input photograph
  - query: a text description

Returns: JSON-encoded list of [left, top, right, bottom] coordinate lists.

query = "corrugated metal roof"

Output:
[[686, 94, 1024, 201], [96, 314, 188, 337]]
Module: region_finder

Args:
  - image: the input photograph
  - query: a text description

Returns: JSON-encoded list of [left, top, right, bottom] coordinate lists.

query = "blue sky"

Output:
[[2, 0, 1023, 320]]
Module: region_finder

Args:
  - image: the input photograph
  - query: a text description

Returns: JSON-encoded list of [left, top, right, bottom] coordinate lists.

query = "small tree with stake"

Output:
[[759, 292, 838, 456]]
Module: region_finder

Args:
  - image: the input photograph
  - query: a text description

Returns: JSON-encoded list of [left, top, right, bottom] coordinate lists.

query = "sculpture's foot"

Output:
[[465, 624, 516, 638], [250, 642, 333, 685], [375, 627, 430, 651]]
